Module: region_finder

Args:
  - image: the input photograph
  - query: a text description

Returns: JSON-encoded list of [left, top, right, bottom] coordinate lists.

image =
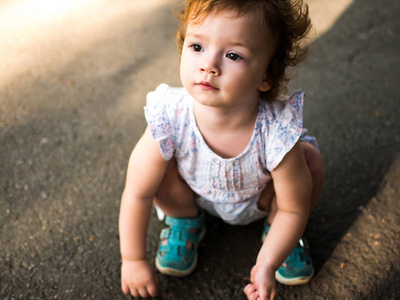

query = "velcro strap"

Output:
[[158, 244, 171, 254], [160, 228, 170, 239], [165, 214, 204, 229]]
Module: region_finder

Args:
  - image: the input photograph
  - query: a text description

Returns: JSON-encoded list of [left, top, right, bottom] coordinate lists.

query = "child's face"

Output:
[[180, 10, 275, 107]]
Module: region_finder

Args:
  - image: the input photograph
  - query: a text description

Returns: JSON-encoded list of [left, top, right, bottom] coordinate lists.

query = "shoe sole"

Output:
[[155, 255, 198, 277], [155, 227, 206, 277], [275, 267, 314, 285]]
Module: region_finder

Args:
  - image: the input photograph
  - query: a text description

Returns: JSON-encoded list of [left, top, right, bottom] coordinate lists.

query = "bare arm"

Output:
[[246, 142, 312, 300], [119, 127, 168, 297], [258, 142, 312, 269]]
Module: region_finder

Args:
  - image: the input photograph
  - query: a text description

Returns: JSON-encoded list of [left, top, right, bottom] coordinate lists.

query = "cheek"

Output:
[[227, 68, 256, 89], [180, 52, 193, 74], [180, 56, 192, 88], [227, 70, 264, 96], [180, 65, 187, 87], [180, 54, 188, 74], [246, 65, 268, 89]]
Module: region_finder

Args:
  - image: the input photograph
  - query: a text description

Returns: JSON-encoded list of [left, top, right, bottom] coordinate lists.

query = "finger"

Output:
[[147, 281, 159, 297], [249, 290, 260, 300], [269, 288, 276, 300], [244, 283, 255, 296], [149, 272, 159, 296], [258, 288, 268, 300], [138, 287, 149, 298], [130, 287, 139, 298], [258, 286, 273, 300], [121, 282, 130, 295]]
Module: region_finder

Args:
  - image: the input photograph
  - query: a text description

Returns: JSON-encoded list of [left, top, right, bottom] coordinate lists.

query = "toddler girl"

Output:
[[119, 0, 325, 299]]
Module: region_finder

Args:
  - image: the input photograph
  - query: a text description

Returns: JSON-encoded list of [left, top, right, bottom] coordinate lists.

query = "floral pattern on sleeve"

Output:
[[264, 90, 304, 171], [144, 84, 176, 160]]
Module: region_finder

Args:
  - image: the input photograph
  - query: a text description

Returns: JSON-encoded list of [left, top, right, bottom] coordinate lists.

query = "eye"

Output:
[[226, 52, 243, 61], [190, 43, 204, 52]]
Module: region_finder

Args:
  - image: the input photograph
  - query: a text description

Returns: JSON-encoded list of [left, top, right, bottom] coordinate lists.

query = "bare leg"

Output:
[[302, 142, 325, 212], [154, 160, 203, 275], [258, 142, 325, 225], [153, 158, 199, 218]]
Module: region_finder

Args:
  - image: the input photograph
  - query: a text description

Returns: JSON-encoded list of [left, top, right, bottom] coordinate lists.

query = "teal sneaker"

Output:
[[155, 212, 205, 277], [262, 223, 314, 285]]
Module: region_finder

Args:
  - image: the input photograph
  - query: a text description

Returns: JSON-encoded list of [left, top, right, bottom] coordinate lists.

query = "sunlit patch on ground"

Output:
[[307, 0, 354, 38], [0, 0, 172, 88]]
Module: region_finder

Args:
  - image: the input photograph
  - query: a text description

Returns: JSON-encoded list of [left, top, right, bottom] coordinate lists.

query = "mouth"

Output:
[[196, 81, 219, 91]]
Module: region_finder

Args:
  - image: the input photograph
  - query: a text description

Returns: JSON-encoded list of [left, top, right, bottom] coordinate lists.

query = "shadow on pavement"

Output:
[[301, 0, 399, 270]]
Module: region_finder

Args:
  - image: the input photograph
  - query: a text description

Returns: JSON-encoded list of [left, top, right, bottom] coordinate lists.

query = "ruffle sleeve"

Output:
[[144, 84, 175, 160], [265, 90, 304, 171]]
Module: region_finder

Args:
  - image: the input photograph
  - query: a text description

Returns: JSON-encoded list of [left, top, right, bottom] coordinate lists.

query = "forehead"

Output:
[[186, 10, 275, 53], [188, 6, 262, 29], [187, 10, 256, 37]]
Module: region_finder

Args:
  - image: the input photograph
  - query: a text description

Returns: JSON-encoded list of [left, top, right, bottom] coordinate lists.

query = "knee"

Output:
[[153, 190, 168, 207], [301, 143, 325, 211], [153, 158, 178, 206], [152, 158, 194, 207], [309, 158, 325, 208], [302, 143, 325, 184], [153, 185, 182, 207], [309, 155, 325, 184]]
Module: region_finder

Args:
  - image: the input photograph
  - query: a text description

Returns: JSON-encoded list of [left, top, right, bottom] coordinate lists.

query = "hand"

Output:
[[244, 263, 276, 300], [121, 259, 159, 298]]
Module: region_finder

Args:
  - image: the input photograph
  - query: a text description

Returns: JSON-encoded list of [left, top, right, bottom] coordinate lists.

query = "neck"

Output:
[[193, 99, 259, 134]]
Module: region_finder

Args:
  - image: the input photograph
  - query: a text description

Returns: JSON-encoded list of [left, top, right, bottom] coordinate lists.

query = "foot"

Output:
[[155, 212, 205, 277], [262, 222, 314, 285], [275, 238, 314, 285]]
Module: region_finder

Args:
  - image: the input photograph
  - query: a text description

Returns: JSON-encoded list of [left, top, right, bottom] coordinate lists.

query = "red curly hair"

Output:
[[176, 0, 312, 100]]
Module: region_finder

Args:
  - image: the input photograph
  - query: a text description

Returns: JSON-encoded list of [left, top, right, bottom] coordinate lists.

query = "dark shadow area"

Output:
[[298, 0, 400, 272]]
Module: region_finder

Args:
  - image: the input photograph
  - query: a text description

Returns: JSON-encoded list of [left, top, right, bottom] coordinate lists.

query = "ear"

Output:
[[258, 75, 271, 92]]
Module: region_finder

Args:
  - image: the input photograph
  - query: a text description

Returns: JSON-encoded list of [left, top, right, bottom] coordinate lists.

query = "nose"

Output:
[[200, 53, 220, 76]]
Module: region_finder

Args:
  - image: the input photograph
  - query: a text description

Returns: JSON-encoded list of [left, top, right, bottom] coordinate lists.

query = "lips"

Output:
[[196, 81, 219, 90]]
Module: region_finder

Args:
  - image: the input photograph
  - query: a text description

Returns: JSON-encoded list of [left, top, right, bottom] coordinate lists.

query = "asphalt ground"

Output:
[[1, 0, 399, 299]]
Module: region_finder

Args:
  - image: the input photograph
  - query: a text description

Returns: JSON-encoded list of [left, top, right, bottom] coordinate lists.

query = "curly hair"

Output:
[[176, 0, 312, 100]]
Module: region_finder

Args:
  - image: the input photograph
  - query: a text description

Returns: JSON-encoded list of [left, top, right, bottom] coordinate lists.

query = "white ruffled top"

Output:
[[144, 84, 304, 204]]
